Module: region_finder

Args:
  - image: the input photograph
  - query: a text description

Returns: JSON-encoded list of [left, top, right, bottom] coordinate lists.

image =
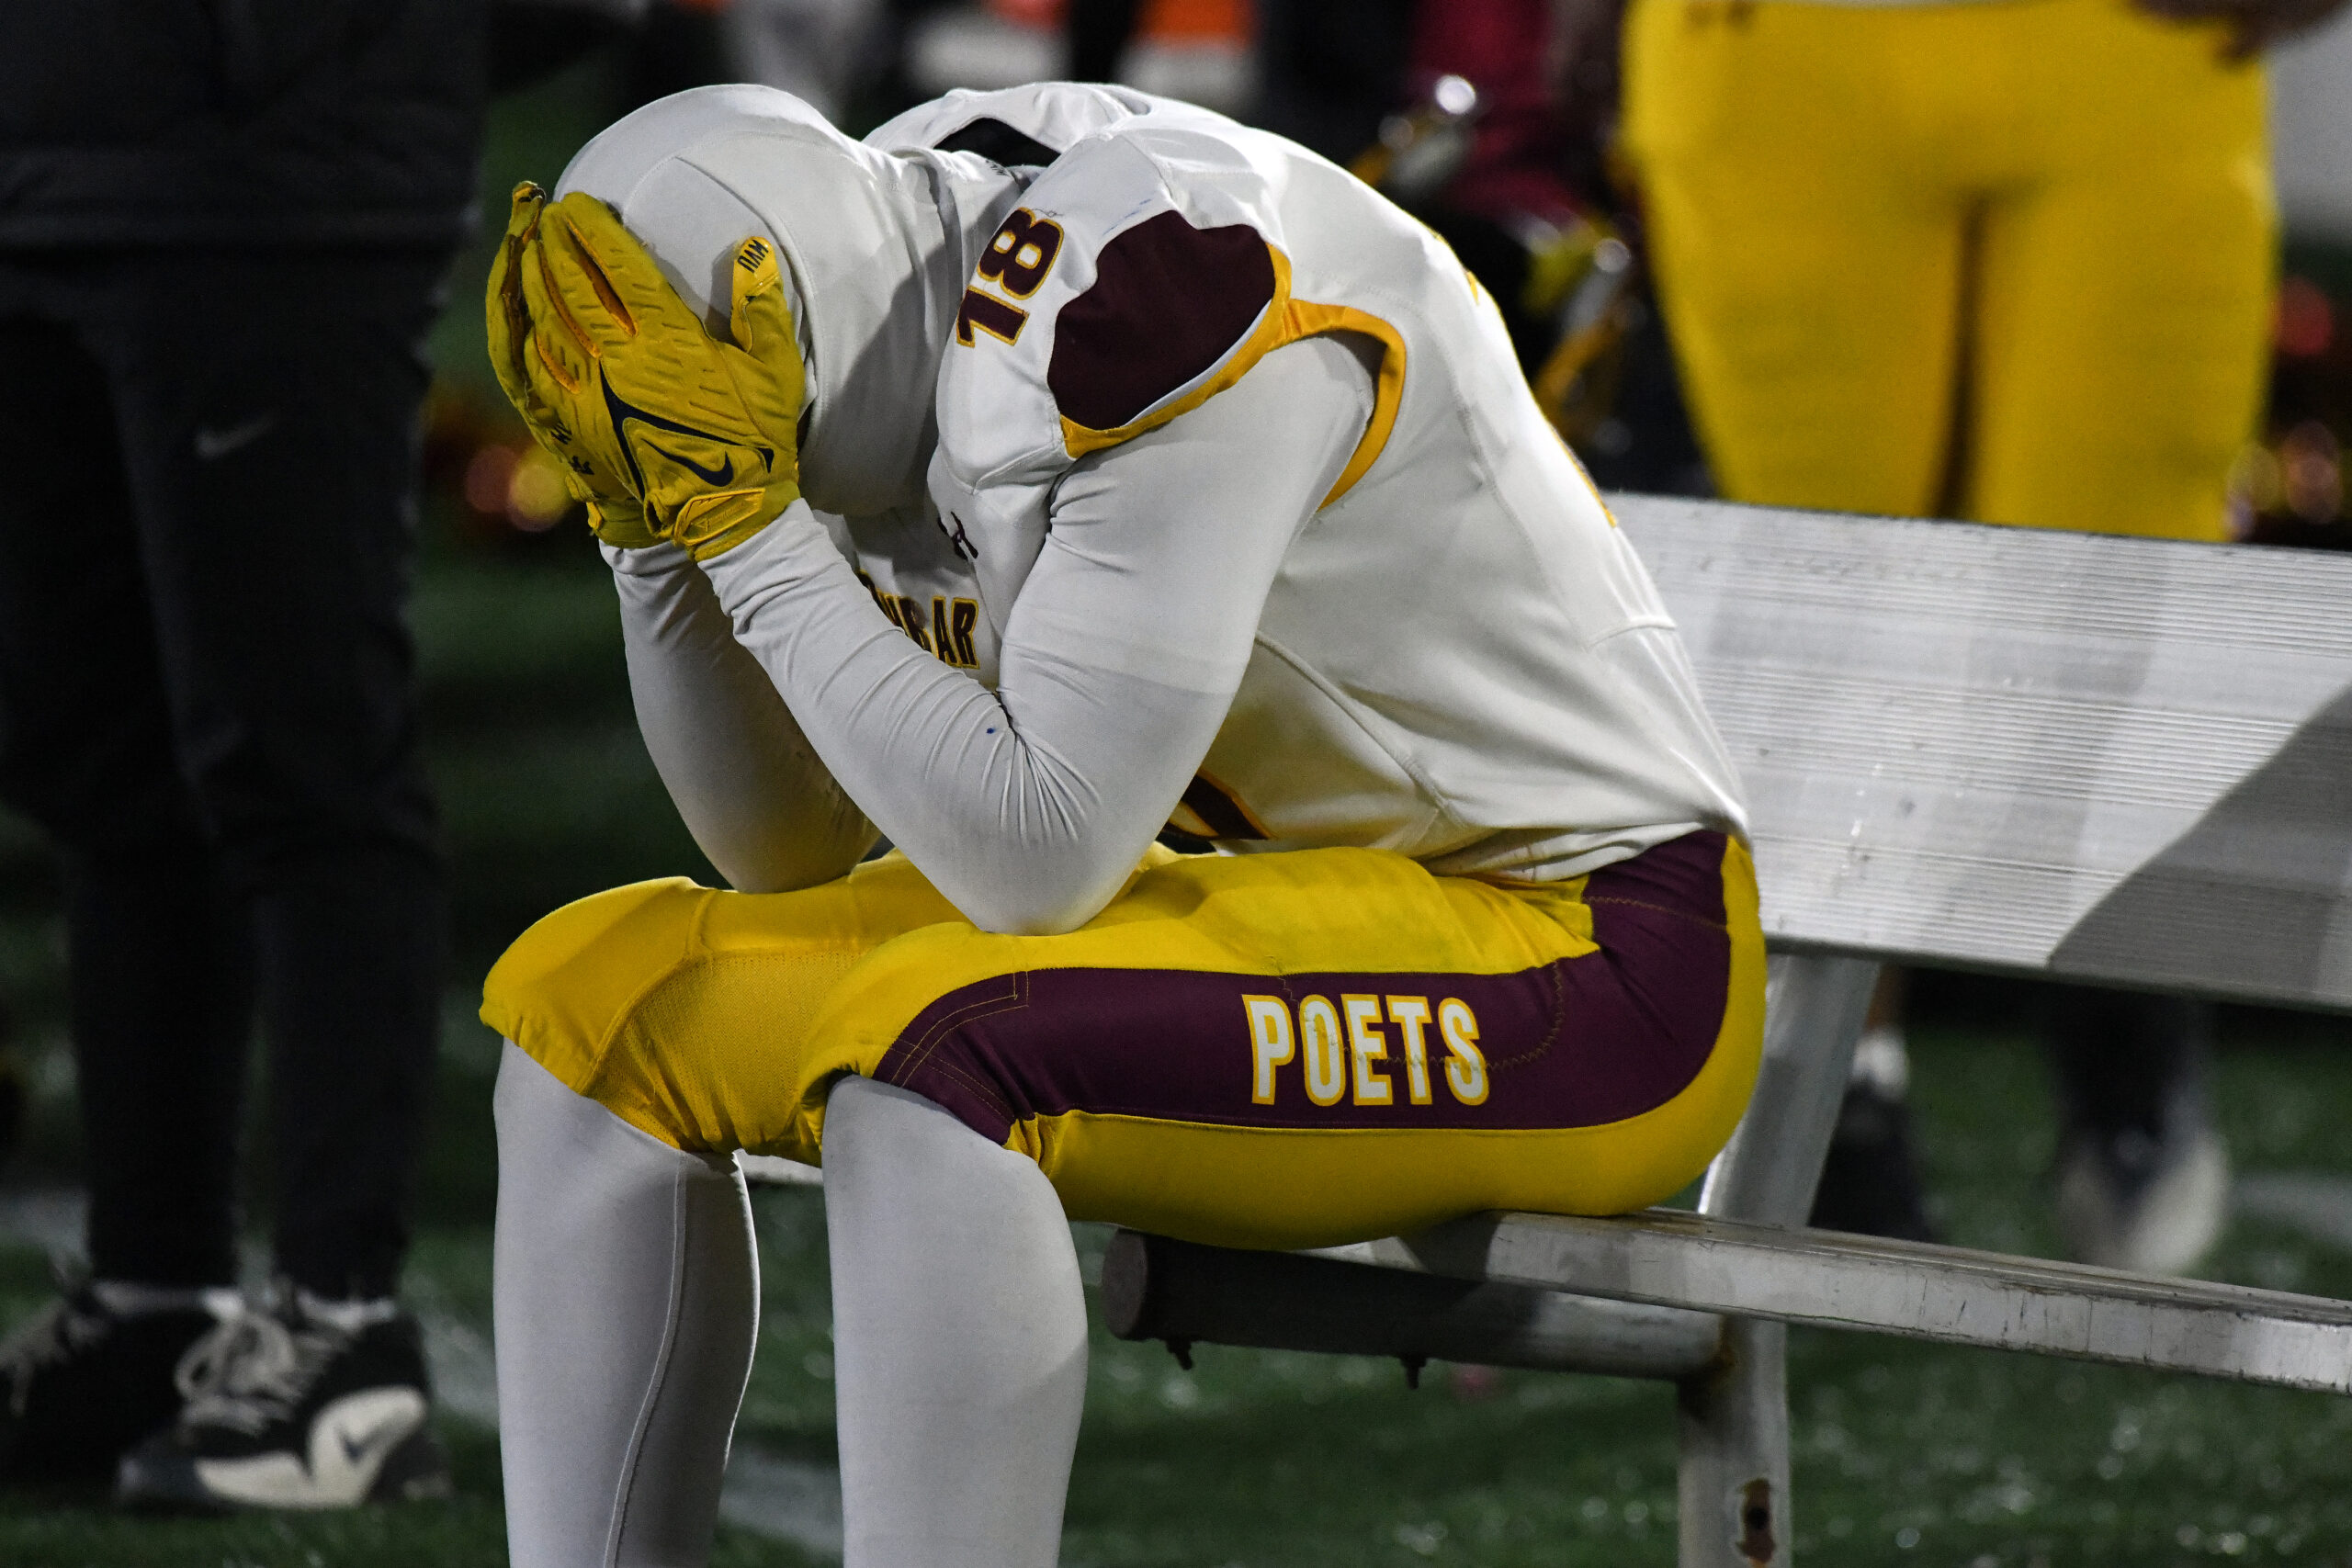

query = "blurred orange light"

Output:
[[989, 0, 1250, 40], [2280, 421, 2344, 524], [2227, 440, 2285, 517], [2276, 276, 2335, 360], [507, 447, 575, 532], [464, 445, 520, 516]]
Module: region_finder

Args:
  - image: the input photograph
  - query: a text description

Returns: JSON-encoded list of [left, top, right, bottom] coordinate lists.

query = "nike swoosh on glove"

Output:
[[487, 183, 807, 561]]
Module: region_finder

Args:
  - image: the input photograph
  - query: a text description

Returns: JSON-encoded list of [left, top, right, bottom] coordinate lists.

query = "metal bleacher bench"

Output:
[[746, 494, 2352, 1565]]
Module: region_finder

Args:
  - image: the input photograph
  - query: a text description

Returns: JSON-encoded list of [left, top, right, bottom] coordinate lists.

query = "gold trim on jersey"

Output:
[[1285, 301, 1406, 508], [1057, 244, 1407, 510]]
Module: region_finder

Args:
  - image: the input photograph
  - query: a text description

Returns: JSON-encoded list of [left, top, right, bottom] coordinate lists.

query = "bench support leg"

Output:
[[1678, 1317, 1789, 1568], [1676, 953, 1877, 1567]]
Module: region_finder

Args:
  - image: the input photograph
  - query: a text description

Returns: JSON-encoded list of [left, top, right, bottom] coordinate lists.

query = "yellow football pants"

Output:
[[483, 833, 1764, 1251], [1623, 0, 2274, 539]]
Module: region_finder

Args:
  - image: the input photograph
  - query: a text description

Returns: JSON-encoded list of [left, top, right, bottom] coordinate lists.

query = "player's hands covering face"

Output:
[[486, 183, 807, 560]]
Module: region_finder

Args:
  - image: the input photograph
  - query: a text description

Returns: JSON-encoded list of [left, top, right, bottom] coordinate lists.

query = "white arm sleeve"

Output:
[[608, 542, 877, 892], [698, 333, 1374, 933]]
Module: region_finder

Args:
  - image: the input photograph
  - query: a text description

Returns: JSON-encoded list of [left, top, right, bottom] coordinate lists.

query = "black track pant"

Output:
[[0, 249, 449, 1300]]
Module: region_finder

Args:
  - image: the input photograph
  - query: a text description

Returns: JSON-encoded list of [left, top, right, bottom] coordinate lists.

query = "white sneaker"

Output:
[[114, 1282, 449, 1511], [2054, 1123, 2230, 1276]]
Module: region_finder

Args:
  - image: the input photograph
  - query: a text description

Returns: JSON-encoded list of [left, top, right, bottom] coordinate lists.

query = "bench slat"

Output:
[[1617, 496, 2352, 1010], [1099, 1230, 1725, 1382], [1306, 1209, 2352, 1394]]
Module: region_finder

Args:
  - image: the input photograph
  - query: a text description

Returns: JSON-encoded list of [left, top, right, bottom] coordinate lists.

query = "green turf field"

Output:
[[3, 59, 2351, 1568]]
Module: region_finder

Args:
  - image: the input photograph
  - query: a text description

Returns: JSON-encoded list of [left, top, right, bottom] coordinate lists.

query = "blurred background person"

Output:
[[1245, 0, 1710, 493], [1622, 0, 2350, 1266], [717, 0, 894, 122], [0, 0, 491, 1508]]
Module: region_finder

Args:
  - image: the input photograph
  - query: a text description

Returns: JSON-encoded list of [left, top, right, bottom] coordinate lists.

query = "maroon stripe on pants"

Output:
[[874, 832, 1735, 1144]]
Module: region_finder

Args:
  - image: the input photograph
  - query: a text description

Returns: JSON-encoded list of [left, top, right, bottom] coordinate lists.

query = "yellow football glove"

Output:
[[486, 184, 654, 547], [485, 184, 807, 560]]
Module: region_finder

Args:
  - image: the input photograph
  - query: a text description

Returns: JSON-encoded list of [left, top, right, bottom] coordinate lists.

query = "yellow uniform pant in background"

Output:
[[1622, 0, 2274, 538], [483, 832, 1763, 1252]]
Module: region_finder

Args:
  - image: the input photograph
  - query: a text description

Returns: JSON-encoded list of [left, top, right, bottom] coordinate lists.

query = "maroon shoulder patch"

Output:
[[1046, 210, 1275, 432]]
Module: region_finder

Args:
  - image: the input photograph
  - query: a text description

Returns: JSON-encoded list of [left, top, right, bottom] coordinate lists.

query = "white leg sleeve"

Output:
[[493, 1043, 760, 1568], [822, 1076, 1089, 1568]]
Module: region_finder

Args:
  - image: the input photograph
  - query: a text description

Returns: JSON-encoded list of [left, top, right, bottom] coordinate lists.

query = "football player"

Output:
[[1619, 0, 2345, 1267], [482, 82, 1757, 1567]]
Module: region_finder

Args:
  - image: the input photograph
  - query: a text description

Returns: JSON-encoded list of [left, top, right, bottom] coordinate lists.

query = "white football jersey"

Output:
[[842, 85, 1747, 879]]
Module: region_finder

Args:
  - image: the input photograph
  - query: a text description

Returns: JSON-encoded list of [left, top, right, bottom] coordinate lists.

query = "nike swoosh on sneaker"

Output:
[[340, 1420, 393, 1468], [192, 414, 277, 461], [316, 1388, 425, 1482], [191, 1387, 425, 1508]]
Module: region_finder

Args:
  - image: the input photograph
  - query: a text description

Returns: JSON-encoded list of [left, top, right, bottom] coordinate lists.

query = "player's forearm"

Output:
[[700, 515, 1216, 932], [608, 543, 877, 892], [698, 336, 1373, 930]]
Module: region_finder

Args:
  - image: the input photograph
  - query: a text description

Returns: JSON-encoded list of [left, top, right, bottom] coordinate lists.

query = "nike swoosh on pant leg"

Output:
[[193, 413, 277, 461]]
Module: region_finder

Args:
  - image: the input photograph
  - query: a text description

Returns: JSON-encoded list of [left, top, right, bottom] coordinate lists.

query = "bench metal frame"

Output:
[[750, 496, 2352, 1565], [1100, 953, 2352, 1565], [1096, 498, 2352, 1566]]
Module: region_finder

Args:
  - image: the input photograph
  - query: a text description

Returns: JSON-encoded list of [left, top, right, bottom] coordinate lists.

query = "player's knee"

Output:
[[481, 877, 711, 1120], [806, 925, 1038, 1158], [488, 875, 878, 1156]]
